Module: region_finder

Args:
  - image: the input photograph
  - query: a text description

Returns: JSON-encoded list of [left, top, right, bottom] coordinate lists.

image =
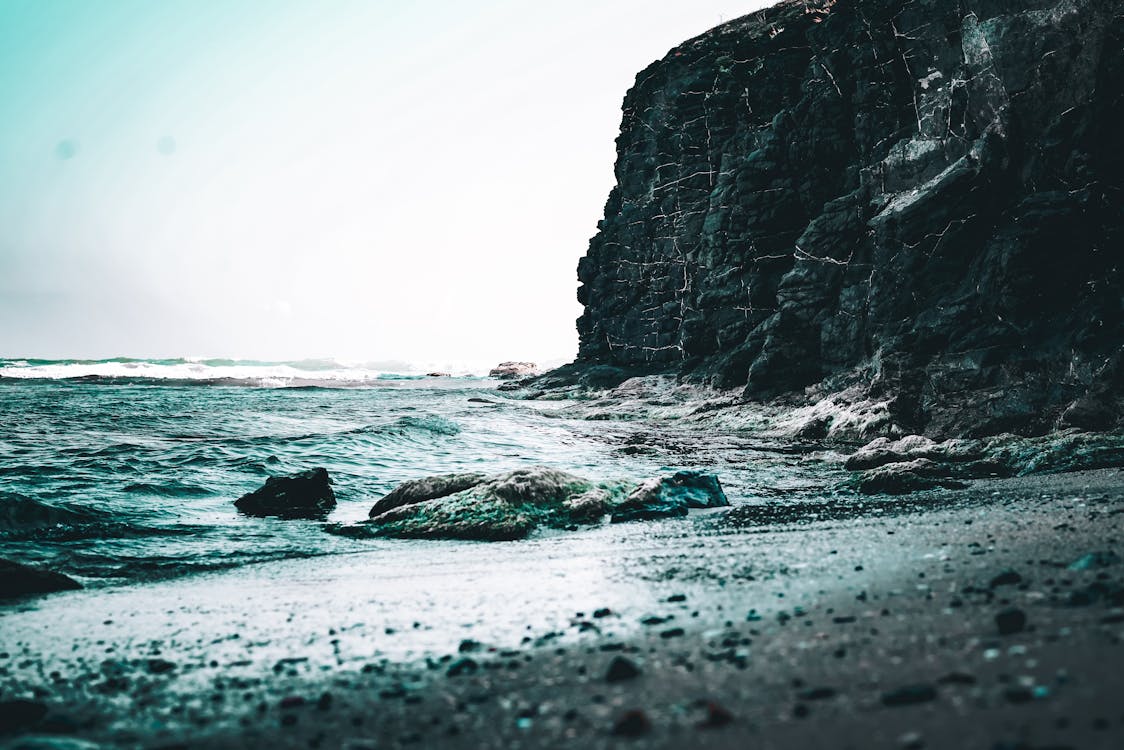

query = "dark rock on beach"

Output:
[[488, 362, 539, 379], [361, 467, 631, 541], [566, 0, 1123, 439], [368, 473, 486, 518], [842, 430, 1124, 492], [611, 470, 728, 522], [850, 459, 968, 495], [0, 558, 81, 599], [605, 656, 641, 683], [233, 468, 336, 519], [342, 467, 730, 540]]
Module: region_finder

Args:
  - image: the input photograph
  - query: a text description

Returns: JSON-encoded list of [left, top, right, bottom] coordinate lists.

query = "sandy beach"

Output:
[[3, 468, 1122, 749]]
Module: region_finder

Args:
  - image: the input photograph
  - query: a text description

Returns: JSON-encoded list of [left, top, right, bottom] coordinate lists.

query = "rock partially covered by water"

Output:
[[234, 468, 336, 519], [369, 473, 486, 518], [0, 494, 103, 534], [488, 362, 539, 379], [611, 471, 729, 523], [364, 467, 629, 541], [0, 558, 81, 599]]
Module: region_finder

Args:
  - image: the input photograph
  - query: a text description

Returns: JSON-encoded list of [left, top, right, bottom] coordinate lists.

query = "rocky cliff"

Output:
[[572, 0, 1122, 438]]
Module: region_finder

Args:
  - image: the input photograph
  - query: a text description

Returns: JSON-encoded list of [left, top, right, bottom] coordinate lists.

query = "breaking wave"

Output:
[[0, 357, 495, 387]]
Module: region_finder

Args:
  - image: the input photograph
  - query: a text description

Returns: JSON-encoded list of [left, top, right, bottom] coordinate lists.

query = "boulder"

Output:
[[844, 435, 981, 471], [488, 362, 539, 379], [366, 467, 623, 541], [852, 459, 967, 495], [611, 471, 728, 523], [0, 558, 81, 599], [369, 473, 486, 518], [338, 467, 734, 541], [234, 468, 336, 519]]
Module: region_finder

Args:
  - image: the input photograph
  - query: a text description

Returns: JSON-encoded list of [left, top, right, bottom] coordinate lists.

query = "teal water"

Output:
[[0, 358, 835, 589]]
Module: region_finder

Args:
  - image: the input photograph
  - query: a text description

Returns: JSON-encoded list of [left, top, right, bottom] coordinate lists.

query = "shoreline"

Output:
[[3, 468, 1122, 748]]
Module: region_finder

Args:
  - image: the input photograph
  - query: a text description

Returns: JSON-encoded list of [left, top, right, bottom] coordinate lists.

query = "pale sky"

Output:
[[0, 0, 770, 364]]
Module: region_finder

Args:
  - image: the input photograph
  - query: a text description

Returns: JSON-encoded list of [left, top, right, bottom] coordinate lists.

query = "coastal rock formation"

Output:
[[0, 558, 82, 599], [234, 468, 336, 519], [572, 0, 1123, 438], [489, 362, 539, 379], [333, 467, 729, 541], [844, 429, 1124, 493], [368, 472, 486, 518], [611, 470, 729, 522], [362, 467, 629, 541]]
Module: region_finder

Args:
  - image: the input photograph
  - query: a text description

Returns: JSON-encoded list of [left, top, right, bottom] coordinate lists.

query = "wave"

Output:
[[0, 492, 108, 534], [0, 357, 499, 387]]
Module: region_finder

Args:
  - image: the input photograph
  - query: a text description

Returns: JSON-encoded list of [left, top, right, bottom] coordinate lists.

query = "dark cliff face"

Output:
[[574, 0, 1122, 437]]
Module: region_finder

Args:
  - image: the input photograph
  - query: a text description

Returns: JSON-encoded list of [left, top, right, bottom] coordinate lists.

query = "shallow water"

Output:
[[0, 359, 841, 589]]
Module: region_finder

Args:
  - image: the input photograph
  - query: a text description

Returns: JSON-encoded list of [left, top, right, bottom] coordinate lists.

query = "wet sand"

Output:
[[2, 469, 1123, 749]]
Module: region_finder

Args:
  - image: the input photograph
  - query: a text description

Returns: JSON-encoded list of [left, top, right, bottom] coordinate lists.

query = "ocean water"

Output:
[[0, 357, 837, 591]]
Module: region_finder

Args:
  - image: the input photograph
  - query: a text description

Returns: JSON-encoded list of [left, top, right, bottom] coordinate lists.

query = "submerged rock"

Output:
[[0, 558, 81, 599], [611, 471, 728, 523], [0, 494, 103, 534], [488, 361, 539, 379], [369, 473, 486, 518], [234, 468, 336, 519]]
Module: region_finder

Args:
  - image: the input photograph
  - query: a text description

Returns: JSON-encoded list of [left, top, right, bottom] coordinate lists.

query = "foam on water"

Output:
[[0, 357, 497, 386], [0, 367, 840, 592]]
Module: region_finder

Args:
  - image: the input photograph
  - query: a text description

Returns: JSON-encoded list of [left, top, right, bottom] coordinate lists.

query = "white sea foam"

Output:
[[0, 357, 505, 385]]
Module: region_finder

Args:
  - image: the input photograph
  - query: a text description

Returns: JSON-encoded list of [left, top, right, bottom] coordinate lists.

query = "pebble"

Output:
[[881, 685, 937, 707], [611, 709, 651, 737], [697, 701, 734, 728], [995, 608, 1027, 635], [990, 569, 1023, 588], [446, 658, 479, 678], [605, 656, 641, 683], [798, 687, 837, 701]]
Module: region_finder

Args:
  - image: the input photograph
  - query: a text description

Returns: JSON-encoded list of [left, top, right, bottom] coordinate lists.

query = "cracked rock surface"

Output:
[[574, 0, 1122, 438]]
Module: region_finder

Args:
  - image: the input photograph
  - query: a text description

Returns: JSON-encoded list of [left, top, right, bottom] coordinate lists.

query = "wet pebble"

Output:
[[605, 656, 641, 683], [798, 687, 837, 701], [446, 658, 478, 678], [146, 659, 176, 675], [881, 685, 937, 707], [611, 709, 651, 737], [995, 608, 1027, 635], [697, 701, 734, 729], [990, 569, 1023, 588]]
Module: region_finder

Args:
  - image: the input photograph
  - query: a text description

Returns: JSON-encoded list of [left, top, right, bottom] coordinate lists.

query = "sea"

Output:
[[0, 357, 837, 592]]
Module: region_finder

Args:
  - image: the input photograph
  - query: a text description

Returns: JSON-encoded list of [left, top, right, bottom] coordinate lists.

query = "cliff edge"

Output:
[[572, 0, 1122, 438]]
